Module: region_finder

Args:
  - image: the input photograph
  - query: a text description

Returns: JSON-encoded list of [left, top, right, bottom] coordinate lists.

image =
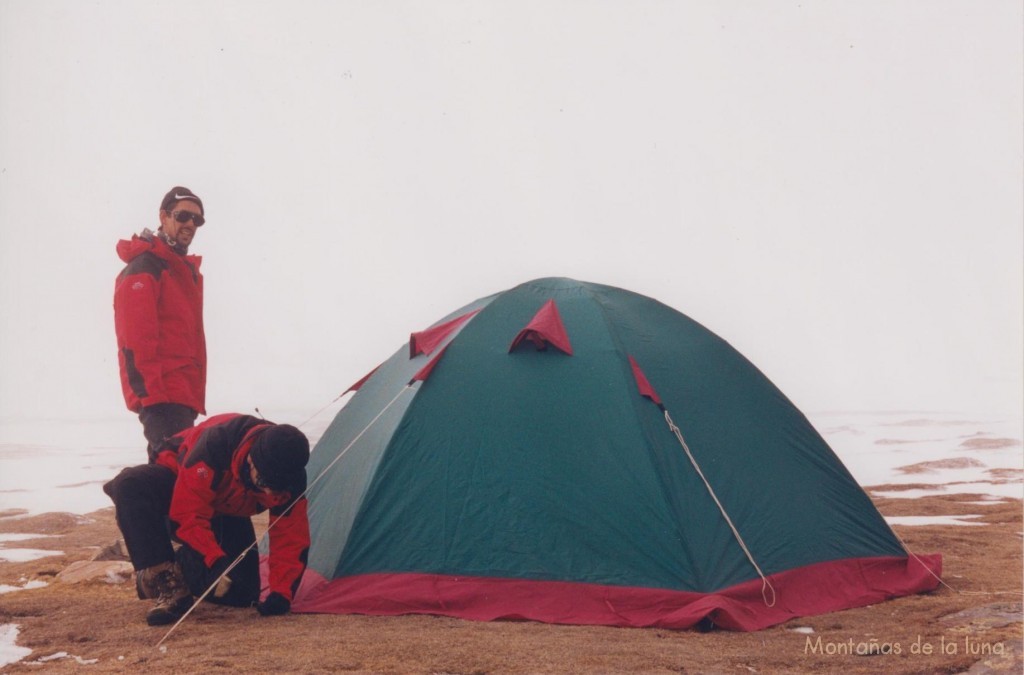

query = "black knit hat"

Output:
[[249, 425, 310, 491], [160, 186, 204, 216]]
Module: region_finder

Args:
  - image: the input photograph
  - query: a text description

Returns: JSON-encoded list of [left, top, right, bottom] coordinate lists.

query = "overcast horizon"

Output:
[[1, 1, 1022, 436]]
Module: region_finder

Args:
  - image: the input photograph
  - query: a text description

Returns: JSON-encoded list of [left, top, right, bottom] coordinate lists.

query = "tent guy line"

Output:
[[883, 525, 1017, 600], [663, 409, 776, 608], [293, 393, 349, 432], [628, 352, 777, 607], [156, 385, 415, 648]]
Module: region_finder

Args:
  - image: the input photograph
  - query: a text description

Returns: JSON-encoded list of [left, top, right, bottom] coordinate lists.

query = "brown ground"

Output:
[[1, 489, 1021, 674]]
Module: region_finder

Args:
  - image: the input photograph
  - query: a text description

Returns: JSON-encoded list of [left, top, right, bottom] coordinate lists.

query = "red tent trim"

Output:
[[628, 355, 662, 405], [292, 553, 941, 632], [343, 364, 381, 395], [410, 310, 480, 358], [409, 346, 449, 384], [508, 299, 573, 355]]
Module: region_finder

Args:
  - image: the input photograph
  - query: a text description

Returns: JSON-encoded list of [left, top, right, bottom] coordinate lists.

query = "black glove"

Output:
[[257, 591, 291, 616]]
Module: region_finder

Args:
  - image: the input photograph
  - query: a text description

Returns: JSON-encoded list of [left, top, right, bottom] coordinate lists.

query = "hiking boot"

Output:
[[137, 561, 193, 626], [136, 567, 159, 600], [136, 559, 175, 599]]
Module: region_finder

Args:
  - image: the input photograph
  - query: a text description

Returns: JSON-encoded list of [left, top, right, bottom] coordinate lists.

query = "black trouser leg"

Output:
[[176, 515, 260, 607], [138, 403, 197, 462], [103, 464, 177, 570]]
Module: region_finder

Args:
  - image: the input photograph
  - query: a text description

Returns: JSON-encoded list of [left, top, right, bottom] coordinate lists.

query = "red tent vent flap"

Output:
[[410, 310, 480, 358], [509, 299, 573, 355], [628, 355, 662, 406], [409, 345, 449, 384], [343, 364, 382, 395]]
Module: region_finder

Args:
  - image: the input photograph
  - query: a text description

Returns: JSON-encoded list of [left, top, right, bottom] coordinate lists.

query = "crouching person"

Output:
[[103, 413, 310, 626]]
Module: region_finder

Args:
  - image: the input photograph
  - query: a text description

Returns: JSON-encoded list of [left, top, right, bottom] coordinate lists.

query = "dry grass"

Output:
[[1, 490, 1021, 674]]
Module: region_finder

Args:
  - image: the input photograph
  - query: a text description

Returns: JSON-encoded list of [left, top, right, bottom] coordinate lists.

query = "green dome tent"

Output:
[[292, 277, 940, 631]]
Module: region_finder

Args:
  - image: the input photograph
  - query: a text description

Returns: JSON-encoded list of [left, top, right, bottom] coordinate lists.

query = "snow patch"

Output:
[[871, 482, 1024, 500], [0, 624, 32, 668], [885, 515, 986, 527], [0, 533, 56, 543], [25, 651, 99, 666], [0, 579, 48, 594], [811, 411, 1022, 498], [0, 548, 62, 563], [0, 531, 63, 562]]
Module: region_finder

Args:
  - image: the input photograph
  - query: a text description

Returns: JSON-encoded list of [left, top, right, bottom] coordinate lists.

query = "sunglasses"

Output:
[[170, 210, 205, 227]]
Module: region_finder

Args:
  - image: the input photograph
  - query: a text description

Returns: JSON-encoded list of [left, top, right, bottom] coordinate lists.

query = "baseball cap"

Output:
[[160, 186, 204, 216]]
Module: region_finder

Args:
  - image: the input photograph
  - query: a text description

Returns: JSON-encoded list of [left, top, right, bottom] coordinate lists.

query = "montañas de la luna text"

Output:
[[804, 635, 1005, 657]]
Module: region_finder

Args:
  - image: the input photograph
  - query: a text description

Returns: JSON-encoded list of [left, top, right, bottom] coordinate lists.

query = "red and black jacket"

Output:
[[157, 413, 310, 602], [114, 231, 206, 414]]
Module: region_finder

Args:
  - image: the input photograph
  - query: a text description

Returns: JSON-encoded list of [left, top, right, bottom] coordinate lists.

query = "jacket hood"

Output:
[[116, 231, 156, 263]]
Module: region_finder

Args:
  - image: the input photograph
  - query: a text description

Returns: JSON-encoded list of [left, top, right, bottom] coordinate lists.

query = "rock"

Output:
[[90, 539, 129, 561], [57, 560, 133, 584], [957, 638, 1022, 674], [939, 603, 1023, 631]]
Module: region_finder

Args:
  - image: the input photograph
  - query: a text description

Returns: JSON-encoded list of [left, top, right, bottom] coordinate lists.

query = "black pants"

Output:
[[103, 465, 260, 607], [139, 403, 197, 463]]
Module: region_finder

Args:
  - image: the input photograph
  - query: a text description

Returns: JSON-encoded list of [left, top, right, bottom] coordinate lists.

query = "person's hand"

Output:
[[257, 592, 291, 616]]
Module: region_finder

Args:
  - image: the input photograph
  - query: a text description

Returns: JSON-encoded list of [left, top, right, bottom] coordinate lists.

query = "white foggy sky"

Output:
[[1, 1, 1021, 430]]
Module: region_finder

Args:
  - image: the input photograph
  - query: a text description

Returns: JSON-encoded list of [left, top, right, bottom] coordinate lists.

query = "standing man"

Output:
[[114, 187, 207, 461], [103, 413, 311, 626]]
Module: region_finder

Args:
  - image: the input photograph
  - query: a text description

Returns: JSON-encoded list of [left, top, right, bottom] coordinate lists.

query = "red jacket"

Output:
[[157, 413, 310, 601], [114, 231, 206, 414]]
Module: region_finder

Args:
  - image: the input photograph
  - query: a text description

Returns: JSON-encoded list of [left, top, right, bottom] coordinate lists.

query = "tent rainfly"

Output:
[[292, 277, 941, 631]]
